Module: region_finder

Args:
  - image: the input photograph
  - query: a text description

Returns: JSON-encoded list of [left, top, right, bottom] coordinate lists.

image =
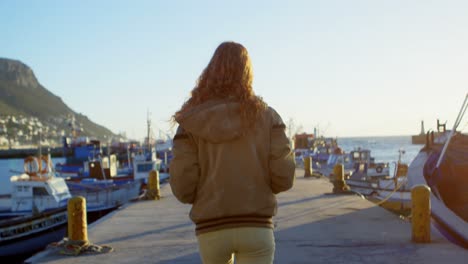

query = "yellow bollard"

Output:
[[333, 163, 344, 182], [67, 196, 88, 242], [411, 184, 431, 243], [147, 170, 161, 200], [304, 156, 312, 177], [332, 164, 350, 193]]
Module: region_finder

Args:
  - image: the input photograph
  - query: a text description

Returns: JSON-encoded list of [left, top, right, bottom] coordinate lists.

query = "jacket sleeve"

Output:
[[169, 126, 200, 204], [269, 108, 296, 194]]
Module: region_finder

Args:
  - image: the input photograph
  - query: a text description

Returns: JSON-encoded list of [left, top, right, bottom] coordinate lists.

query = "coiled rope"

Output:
[[48, 238, 114, 256]]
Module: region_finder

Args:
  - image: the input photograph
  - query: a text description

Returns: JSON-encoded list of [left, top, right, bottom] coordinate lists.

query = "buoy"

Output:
[[67, 196, 88, 242], [411, 185, 431, 243], [23, 156, 40, 176]]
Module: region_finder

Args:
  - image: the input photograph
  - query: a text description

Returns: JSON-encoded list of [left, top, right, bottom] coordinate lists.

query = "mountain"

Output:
[[0, 58, 116, 143]]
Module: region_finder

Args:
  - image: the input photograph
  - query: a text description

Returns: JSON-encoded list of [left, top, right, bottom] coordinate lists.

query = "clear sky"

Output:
[[1, 0, 467, 140]]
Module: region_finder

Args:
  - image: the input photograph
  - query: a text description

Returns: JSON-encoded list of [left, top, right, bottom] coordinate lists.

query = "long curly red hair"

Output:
[[174, 41, 266, 129]]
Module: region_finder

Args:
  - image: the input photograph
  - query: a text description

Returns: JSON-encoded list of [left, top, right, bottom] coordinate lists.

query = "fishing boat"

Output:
[[0, 156, 70, 258], [0, 156, 71, 220], [408, 94, 468, 249], [364, 156, 411, 215], [0, 207, 68, 259], [294, 133, 339, 169], [59, 153, 143, 221], [313, 146, 411, 215], [56, 116, 164, 185], [344, 149, 400, 192], [314, 147, 390, 180], [326, 148, 412, 215], [0, 155, 139, 257]]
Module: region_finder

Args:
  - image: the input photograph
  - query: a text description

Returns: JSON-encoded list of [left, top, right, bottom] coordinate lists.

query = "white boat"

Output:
[[315, 148, 390, 180], [0, 155, 138, 257], [407, 94, 468, 248], [0, 155, 70, 257], [324, 148, 412, 215], [130, 147, 165, 184], [365, 162, 411, 215]]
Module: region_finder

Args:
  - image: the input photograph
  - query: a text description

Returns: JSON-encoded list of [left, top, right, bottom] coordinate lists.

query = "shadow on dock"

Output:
[[99, 222, 193, 245]]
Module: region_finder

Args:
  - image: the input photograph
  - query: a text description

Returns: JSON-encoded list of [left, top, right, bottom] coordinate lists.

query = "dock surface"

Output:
[[28, 169, 467, 263]]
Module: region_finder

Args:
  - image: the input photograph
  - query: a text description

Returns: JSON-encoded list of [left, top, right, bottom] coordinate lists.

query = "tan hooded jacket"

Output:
[[169, 99, 295, 235]]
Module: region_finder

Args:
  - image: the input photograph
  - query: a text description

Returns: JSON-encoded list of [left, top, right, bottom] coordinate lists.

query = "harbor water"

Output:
[[338, 135, 422, 167]]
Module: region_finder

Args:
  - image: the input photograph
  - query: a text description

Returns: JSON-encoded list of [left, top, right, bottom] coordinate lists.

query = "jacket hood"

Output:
[[176, 100, 244, 143]]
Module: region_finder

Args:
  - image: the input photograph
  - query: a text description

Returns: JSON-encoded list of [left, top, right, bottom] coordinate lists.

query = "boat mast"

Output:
[[147, 110, 151, 153]]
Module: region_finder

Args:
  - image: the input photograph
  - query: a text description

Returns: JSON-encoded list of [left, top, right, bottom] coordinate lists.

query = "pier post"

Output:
[[304, 156, 312, 177], [332, 164, 350, 193], [67, 196, 88, 242], [147, 170, 161, 200], [411, 185, 431, 243]]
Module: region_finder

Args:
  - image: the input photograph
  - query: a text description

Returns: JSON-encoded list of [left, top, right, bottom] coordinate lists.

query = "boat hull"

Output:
[[0, 208, 67, 257], [67, 179, 142, 219], [408, 149, 468, 249], [346, 178, 411, 216]]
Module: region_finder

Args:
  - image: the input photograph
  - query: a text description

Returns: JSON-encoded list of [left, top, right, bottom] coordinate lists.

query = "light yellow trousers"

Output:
[[197, 227, 275, 264]]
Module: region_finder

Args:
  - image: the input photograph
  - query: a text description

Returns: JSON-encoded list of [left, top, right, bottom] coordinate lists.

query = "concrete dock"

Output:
[[28, 169, 467, 263]]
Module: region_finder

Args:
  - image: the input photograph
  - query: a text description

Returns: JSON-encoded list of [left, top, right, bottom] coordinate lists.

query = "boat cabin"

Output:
[[86, 154, 118, 180], [132, 147, 161, 182], [322, 148, 390, 180], [349, 149, 389, 180], [7, 174, 71, 215]]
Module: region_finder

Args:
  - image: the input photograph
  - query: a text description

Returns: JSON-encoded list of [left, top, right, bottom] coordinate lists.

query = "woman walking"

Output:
[[170, 41, 295, 264]]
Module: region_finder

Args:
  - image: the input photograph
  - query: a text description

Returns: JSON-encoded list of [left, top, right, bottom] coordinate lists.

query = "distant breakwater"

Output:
[[0, 147, 72, 159]]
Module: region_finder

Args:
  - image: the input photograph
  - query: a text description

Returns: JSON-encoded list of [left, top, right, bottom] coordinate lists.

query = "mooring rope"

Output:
[[372, 178, 408, 206], [47, 238, 114, 256]]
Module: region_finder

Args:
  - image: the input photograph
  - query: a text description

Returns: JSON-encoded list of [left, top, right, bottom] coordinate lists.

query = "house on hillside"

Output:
[[0, 136, 8, 146]]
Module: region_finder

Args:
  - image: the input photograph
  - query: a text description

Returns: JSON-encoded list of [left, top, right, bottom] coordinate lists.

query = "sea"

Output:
[[337, 135, 423, 166]]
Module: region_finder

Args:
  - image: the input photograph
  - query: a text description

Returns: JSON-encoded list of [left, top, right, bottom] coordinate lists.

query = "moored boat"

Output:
[[317, 146, 411, 215], [364, 160, 411, 215], [0, 207, 68, 258], [0, 155, 138, 258], [294, 133, 339, 169], [315, 147, 390, 180], [0, 156, 70, 257], [56, 116, 164, 185], [408, 94, 468, 248]]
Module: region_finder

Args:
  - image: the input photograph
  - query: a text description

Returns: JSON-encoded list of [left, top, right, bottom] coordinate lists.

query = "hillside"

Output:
[[0, 58, 116, 145]]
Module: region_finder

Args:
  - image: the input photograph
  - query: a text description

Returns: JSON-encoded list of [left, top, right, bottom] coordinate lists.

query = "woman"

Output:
[[170, 41, 295, 264]]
